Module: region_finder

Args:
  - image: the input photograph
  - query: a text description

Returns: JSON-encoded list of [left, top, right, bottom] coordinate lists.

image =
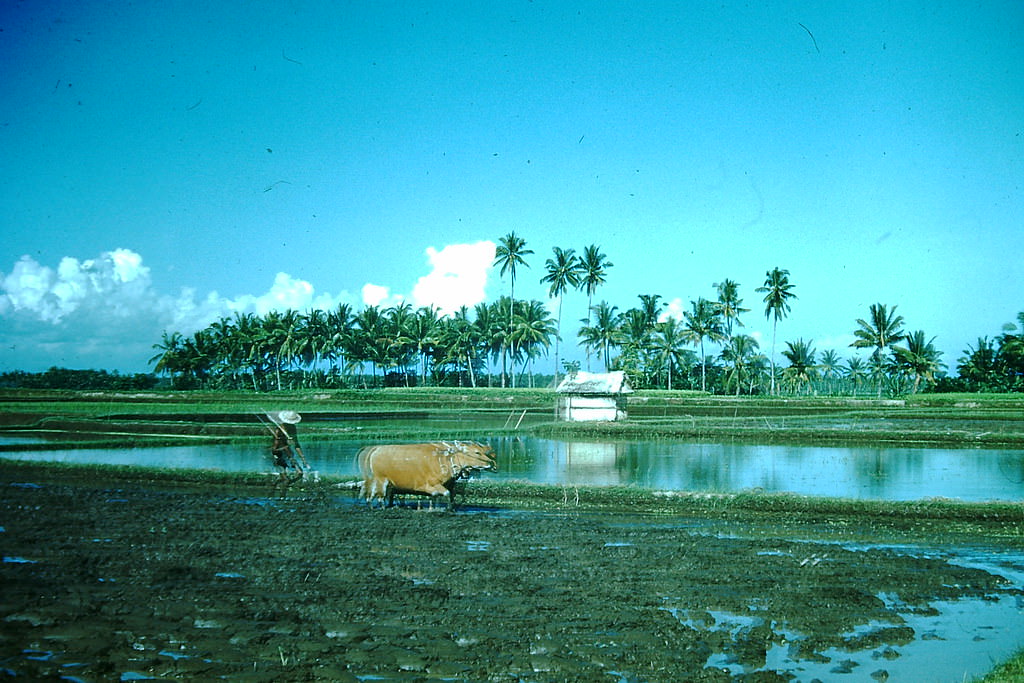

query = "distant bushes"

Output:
[[0, 367, 159, 391]]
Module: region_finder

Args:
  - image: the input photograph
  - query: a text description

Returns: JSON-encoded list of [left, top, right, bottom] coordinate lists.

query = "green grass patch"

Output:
[[977, 648, 1024, 682]]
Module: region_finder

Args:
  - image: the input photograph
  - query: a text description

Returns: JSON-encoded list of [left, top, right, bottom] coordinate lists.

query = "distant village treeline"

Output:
[[5, 235, 1022, 394], [139, 234, 1023, 396]]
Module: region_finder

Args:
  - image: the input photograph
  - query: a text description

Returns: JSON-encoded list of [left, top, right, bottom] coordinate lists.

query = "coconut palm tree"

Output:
[[297, 309, 331, 387], [650, 317, 690, 391], [540, 246, 581, 385], [637, 294, 666, 329], [352, 305, 387, 387], [493, 232, 533, 387], [892, 330, 943, 393], [579, 244, 613, 369], [614, 308, 655, 387], [149, 330, 185, 385], [327, 303, 354, 385], [843, 356, 869, 392], [781, 338, 819, 394], [405, 306, 439, 385], [957, 337, 1000, 391], [755, 267, 797, 395], [720, 334, 760, 396], [436, 307, 481, 387], [511, 299, 556, 387], [230, 311, 265, 390], [473, 302, 501, 386], [714, 279, 748, 340], [851, 303, 905, 396], [818, 349, 842, 394], [682, 297, 725, 392], [383, 303, 417, 384], [578, 301, 621, 372]]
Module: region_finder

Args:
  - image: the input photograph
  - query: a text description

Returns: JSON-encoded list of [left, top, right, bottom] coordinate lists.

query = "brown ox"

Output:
[[357, 441, 497, 509]]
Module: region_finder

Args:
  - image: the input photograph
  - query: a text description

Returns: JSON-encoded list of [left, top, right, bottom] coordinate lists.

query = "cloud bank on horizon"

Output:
[[0, 241, 496, 372]]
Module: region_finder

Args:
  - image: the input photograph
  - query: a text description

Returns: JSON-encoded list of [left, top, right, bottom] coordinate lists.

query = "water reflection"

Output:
[[5, 437, 1024, 502]]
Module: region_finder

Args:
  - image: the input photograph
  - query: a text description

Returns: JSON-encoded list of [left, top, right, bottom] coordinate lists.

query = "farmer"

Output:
[[268, 410, 308, 490]]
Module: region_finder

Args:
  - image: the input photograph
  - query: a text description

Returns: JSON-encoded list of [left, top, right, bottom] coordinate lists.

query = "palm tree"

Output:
[[721, 334, 760, 396], [384, 303, 417, 384], [437, 307, 481, 387], [578, 244, 613, 370], [298, 309, 331, 387], [997, 312, 1024, 387], [755, 267, 797, 395], [540, 246, 581, 385], [851, 303, 905, 396], [892, 330, 943, 393], [327, 303, 354, 385], [473, 302, 501, 386], [149, 331, 185, 385], [408, 306, 440, 385], [231, 311, 265, 390], [511, 300, 556, 387], [957, 337, 1000, 391], [682, 298, 725, 392], [353, 305, 387, 387], [578, 301, 621, 372], [843, 356, 869, 391], [493, 232, 533, 387], [781, 338, 819, 394], [819, 349, 842, 394], [637, 294, 666, 329], [714, 279, 748, 340], [614, 308, 654, 388], [650, 317, 689, 391]]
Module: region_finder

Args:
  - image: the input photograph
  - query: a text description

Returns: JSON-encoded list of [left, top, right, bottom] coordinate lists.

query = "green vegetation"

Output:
[[2, 388, 1024, 449], [978, 650, 1024, 682], [136, 234, 1024, 396]]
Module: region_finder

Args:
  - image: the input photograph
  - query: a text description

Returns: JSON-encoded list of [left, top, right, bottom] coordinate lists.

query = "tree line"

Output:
[[142, 233, 1021, 395]]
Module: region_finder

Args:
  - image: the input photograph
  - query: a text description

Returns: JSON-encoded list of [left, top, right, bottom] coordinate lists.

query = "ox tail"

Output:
[[355, 446, 377, 502]]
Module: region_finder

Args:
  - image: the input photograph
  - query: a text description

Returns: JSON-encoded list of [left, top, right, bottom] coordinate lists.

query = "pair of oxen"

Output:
[[356, 441, 496, 509]]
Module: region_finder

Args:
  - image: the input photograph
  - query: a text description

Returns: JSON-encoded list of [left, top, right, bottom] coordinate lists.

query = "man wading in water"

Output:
[[265, 410, 309, 493]]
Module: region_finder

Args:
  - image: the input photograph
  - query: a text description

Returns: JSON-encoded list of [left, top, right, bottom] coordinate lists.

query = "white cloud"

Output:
[[361, 283, 403, 308], [411, 241, 495, 314], [0, 241, 499, 371], [662, 297, 685, 322], [1, 248, 155, 323]]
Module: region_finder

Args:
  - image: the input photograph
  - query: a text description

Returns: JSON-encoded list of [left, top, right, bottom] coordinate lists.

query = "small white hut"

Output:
[[555, 371, 633, 422]]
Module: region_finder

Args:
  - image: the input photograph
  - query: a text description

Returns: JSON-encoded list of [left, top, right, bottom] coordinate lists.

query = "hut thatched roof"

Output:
[[555, 371, 633, 395]]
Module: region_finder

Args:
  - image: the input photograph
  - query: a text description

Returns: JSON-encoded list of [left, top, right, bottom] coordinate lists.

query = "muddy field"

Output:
[[2, 466, 1023, 682]]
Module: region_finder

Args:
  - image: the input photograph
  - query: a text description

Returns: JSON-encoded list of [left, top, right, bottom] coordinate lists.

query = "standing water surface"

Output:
[[5, 435, 1024, 502]]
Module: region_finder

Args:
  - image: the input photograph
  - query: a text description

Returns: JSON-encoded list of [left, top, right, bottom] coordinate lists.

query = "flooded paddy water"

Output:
[[6, 435, 1024, 503], [2, 409, 1024, 680]]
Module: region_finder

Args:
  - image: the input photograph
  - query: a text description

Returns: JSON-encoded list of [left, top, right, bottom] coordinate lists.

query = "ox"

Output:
[[357, 441, 497, 510]]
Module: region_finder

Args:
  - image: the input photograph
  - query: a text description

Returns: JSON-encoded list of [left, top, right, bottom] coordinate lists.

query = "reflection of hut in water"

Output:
[[565, 442, 620, 466], [555, 371, 633, 422]]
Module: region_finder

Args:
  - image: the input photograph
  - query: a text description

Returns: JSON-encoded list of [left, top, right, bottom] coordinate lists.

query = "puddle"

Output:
[[664, 589, 1024, 682]]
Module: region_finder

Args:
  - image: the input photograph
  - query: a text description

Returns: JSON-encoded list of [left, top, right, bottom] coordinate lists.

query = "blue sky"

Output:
[[1, 1, 1021, 374]]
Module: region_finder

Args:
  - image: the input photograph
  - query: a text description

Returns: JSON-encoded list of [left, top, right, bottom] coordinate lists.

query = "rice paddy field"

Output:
[[2, 388, 1024, 681]]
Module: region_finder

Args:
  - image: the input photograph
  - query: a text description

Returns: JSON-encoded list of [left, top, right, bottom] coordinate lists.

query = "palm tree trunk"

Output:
[[699, 338, 707, 392], [770, 320, 778, 395]]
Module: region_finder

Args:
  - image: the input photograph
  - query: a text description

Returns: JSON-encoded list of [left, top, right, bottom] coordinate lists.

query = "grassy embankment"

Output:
[[2, 387, 1023, 447]]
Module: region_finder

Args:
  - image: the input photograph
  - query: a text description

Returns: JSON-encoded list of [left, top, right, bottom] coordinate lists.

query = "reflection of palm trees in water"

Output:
[[997, 456, 1024, 485]]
